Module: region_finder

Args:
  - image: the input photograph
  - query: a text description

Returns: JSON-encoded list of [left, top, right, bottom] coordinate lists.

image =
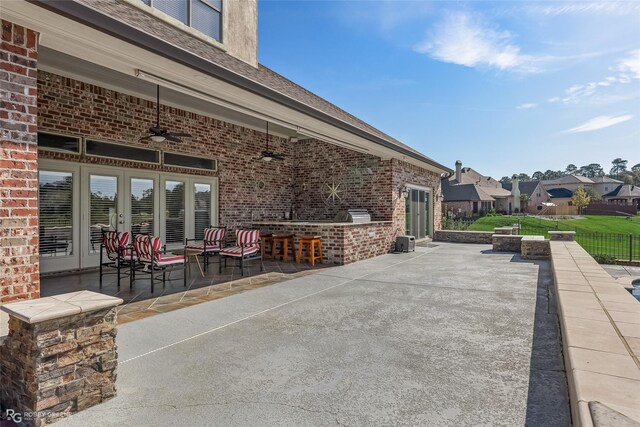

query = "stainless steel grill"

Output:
[[334, 209, 371, 223]]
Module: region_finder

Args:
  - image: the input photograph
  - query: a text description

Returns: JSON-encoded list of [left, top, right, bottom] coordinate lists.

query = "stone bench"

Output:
[[0, 291, 123, 426], [520, 236, 550, 259], [494, 226, 517, 235], [492, 234, 523, 252]]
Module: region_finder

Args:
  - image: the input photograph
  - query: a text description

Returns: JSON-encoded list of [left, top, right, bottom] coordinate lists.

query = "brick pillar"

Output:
[[0, 20, 40, 303]]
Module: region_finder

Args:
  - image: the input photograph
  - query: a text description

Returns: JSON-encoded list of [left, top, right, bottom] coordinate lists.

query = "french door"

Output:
[[405, 186, 432, 239], [38, 160, 217, 273]]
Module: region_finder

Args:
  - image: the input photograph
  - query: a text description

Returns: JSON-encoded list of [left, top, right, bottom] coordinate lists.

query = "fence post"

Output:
[[631, 234, 634, 262]]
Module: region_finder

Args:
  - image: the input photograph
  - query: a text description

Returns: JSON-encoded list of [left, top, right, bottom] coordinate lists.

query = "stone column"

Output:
[[0, 291, 123, 426], [0, 19, 40, 303]]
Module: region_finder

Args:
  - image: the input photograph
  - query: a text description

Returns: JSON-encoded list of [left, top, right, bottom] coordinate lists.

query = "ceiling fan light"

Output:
[[150, 135, 166, 143], [262, 156, 273, 162]]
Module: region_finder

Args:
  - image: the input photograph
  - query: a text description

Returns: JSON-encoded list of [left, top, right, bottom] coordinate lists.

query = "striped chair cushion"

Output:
[[102, 231, 119, 258], [134, 235, 161, 263], [133, 234, 147, 260], [156, 254, 185, 266], [236, 229, 260, 246], [204, 227, 226, 244], [219, 244, 260, 258], [185, 242, 221, 252]]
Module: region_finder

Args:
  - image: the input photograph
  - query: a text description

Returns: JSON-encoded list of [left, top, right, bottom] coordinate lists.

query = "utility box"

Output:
[[395, 235, 415, 252]]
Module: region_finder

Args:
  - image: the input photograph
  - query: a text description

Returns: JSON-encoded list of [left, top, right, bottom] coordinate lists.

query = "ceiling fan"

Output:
[[258, 122, 286, 161], [140, 85, 192, 143]]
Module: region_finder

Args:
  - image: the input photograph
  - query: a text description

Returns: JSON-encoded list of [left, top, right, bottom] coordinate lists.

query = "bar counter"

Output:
[[251, 220, 395, 265]]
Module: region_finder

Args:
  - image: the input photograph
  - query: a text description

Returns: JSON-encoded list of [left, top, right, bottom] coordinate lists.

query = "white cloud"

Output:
[[552, 50, 640, 105], [565, 114, 633, 133], [617, 49, 640, 79], [516, 103, 538, 110], [524, 2, 640, 17], [414, 11, 539, 73]]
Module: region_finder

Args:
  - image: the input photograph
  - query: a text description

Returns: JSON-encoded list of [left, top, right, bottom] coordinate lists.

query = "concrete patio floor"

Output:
[[57, 243, 570, 426]]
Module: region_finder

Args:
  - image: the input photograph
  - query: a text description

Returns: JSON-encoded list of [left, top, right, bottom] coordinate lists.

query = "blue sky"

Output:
[[258, 1, 640, 178]]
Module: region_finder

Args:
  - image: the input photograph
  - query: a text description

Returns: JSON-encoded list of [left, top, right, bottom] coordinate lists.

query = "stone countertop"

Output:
[[1, 290, 123, 324], [251, 221, 393, 227]]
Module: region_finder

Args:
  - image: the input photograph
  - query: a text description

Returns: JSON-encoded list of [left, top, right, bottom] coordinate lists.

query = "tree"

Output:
[[499, 176, 511, 184], [543, 170, 564, 180], [532, 171, 544, 181], [517, 173, 531, 182], [571, 187, 590, 214], [585, 187, 601, 201], [565, 164, 578, 175], [609, 158, 628, 180], [580, 163, 604, 178], [631, 163, 640, 172]]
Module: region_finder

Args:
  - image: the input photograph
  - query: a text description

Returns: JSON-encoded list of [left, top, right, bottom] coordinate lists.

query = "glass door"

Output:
[[126, 174, 158, 237], [83, 171, 124, 268], [38, 163, 80, 273], [405, 186, 432, 239]]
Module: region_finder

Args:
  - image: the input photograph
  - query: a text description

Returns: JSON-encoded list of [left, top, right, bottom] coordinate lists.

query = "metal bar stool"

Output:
[[271, 234, 294, 261], [296, 235, 323, 268]]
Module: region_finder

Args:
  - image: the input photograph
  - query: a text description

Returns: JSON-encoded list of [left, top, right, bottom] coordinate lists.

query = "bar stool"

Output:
[[296, 235, 323, 268], [261, 233, 274, 260], [271, 234, 294, 261]]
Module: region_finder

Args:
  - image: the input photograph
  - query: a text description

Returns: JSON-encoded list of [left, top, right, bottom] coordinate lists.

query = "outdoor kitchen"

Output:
[[252, 210, 395, 265]]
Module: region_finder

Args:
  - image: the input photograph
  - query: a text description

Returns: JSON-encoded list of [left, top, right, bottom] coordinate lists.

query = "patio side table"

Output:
[[172, 248, 205, 277]]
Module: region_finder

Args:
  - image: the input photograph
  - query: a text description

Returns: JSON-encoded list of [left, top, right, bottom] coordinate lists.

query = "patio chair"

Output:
[[132, 234, 186, 293], [219, 229, 264, 276], [185, 226, 226, 272], [99, 229, 134, 289]]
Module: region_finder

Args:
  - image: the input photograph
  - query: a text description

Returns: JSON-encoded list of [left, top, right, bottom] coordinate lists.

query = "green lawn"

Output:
[[467, 215, 640, 235], [458, 214, 640, 261]]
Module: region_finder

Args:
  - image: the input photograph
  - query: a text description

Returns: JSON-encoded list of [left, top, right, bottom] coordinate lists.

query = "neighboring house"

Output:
[[502, 180, 549, 214], [603, 185, 640, 207], [591, 176, 624, 198], [442, 161, 513, 217], [541, 174, 595, 194], [0, 1, 450, 303]]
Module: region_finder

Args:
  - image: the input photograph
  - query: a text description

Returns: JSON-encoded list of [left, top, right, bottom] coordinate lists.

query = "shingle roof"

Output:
[[502, 181, 542, 196], [604, 185, 640, 198], [442, 182, 495, 202], [57, 0, 448, 171], [547, 188, 573, 198], [592, 176, 624, 184]]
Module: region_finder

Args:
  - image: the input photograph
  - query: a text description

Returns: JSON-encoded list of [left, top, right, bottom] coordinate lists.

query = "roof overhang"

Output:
[[5, 0, 450, 174]]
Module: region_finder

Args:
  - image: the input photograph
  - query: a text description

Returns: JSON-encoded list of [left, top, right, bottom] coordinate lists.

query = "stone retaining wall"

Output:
[[0, 291, 122, 426], [434, 230, 493, 244], [550, 241, 640, 426], [521, 237, 550, 259], [492, 235, 523, 252]]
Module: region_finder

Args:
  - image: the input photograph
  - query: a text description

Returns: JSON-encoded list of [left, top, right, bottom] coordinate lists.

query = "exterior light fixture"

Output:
[[262, 155, 273, 162], [402, 186, 411, 199], [150, 135, 166, 143]]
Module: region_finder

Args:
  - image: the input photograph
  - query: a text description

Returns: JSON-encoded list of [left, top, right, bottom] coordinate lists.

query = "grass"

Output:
[[467, 215, 640, 235], [459, 214, 640, 261]]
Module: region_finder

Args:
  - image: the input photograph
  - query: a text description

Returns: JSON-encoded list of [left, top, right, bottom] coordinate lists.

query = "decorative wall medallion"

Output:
[[256, 180, 265, 190], [321, 177, 345, 206]]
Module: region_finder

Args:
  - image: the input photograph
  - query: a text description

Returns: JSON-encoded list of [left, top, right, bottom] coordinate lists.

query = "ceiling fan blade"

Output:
[[164, 135, 183, 143], [149, 127, 165, 134], [167, 131, 192, 138], [272, 154, 286, 161]]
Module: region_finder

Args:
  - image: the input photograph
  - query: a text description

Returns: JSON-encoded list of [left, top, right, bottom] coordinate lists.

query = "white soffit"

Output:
[[3, 1, 442, 172]]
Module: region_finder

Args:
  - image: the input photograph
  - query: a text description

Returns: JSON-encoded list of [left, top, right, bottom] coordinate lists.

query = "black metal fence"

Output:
[[574, 233, 640, 262]]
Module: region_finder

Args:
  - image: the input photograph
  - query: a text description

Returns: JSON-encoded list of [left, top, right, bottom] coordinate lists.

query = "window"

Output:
[[165, 180, 185, 244], [86, 140, 160, 164], [164, 152, 217, 171], [39, 171, 74, 256], [142, 0, 222, 42], [194, 183, 211, 239], [131, 178, 154, 236], [38, 133, 80, 153]]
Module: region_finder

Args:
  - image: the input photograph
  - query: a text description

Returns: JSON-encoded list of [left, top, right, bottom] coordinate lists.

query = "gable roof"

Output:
[[502, 180, 543, 196], [604, 185, 640, 198], [442, 166, 511, 201], [36, 0, 450, 172], [592, 176, 624, 184], [542, 175, 594, 186], [547, 188, 573, 198], [442, 182, 496, 202]]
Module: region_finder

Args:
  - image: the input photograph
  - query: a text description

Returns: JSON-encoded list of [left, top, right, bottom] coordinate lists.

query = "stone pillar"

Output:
[[0, 291, 123, 426], [0, 19, 40, 302], [549, 231, 576, 241]]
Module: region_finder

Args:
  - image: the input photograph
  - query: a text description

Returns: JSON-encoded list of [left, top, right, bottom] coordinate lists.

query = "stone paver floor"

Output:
[[56, 243, 570, 426]]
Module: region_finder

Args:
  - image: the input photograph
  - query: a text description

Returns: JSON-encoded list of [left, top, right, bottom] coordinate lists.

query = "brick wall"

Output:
[[391, 159, 442, 237], [443, 201, 474, 218], [37, 71, 294, 227], [292, 139, 393, 221], [1, 20, 40, 303]]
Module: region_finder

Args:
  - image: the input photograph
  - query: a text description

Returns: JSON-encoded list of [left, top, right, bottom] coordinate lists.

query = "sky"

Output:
[[257, 0, 640, 178]]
